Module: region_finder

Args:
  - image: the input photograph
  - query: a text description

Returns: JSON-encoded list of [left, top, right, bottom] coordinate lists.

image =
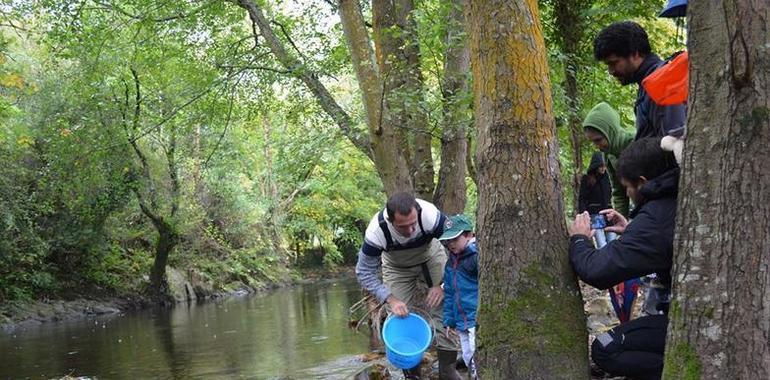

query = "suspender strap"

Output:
[[378, 210, 394, 251], [415, 203, 426, 235], [420, 262, 433, 288], [378, 203, 426, 252]]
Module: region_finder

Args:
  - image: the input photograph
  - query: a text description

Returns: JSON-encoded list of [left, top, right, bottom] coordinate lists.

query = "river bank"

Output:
[[1, 265, 356, 332]]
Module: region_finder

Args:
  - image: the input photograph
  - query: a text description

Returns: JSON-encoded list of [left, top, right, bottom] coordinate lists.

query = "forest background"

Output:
[[0, 0, 682, 302]]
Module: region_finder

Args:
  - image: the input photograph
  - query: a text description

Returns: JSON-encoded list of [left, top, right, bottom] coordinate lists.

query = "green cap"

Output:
[[439, 214, 473, 240]]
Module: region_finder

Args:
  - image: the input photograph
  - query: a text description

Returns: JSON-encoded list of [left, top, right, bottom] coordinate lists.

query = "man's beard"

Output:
[[615, 73, 635, 85]]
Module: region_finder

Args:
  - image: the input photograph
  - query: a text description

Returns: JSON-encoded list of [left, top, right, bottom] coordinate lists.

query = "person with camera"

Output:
[[568, 137, 679, 380]]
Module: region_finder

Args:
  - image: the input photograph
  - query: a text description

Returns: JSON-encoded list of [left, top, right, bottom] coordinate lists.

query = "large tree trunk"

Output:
[[338, 0, 413, 194], [372, 0, 434, 197], [467, 0, 589, 378], [663, 1, 770, 379], [553, 0, 589, 213], [433, 0, 470, 214]]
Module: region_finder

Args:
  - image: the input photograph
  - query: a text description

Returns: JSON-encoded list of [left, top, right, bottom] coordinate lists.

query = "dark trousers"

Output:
[[591, 315, 668, 380]]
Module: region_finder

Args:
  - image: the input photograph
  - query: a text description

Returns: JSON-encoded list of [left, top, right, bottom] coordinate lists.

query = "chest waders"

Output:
[[377, 205, 458, 354]]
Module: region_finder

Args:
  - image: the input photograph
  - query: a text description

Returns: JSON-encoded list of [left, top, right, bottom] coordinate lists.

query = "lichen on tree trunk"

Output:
[[663, 1, 770, 379], [467, 0, 589, 378]]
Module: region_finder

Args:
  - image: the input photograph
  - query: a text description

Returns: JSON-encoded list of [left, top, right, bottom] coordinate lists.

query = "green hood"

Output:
[[582, 102, 634, 158]]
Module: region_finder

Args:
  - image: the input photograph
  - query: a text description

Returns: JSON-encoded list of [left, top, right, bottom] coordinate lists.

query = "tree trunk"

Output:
[[372, 0, 435, 197], [663, 1, 770, 379], [467, 1, 589, 378], [433, 0, 470, 214], [260, 114, 287, 261], [393, 0, 435, 199], [338, 0, 413, 194], [192, 123, 202, 195], [553, 0, 589, 214], [122, 67, 180, 300], [148, 220, 178, 299]]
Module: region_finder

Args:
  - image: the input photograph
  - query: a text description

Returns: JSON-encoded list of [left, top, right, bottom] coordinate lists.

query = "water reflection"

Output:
[[0, 278, 371, 379]]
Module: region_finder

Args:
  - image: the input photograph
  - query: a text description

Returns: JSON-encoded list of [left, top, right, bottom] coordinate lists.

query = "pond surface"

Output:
[[0, 278, 377, 379]]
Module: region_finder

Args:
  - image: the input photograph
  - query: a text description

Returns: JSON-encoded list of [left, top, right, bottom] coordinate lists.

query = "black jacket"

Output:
[[570, 168, 679, 310], [578, 172, 611, 215], [632, 55, 687, 140]]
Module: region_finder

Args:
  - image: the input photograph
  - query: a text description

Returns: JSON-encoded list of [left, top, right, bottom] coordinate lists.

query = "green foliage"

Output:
[[0, 0, 683, 301]]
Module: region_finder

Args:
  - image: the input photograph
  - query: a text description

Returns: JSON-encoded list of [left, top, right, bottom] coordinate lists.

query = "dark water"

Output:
[[0, 278, 374, 379]]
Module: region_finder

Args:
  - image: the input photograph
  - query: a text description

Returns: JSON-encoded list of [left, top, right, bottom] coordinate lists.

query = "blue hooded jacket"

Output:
[[443, 240, 478, 331]]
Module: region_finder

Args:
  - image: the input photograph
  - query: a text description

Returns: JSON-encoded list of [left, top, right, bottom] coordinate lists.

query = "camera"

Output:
[[591, 214, 607, 229]]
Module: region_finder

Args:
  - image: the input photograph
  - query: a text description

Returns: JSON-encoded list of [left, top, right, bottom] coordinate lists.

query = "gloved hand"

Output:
[[661, 135, 684, 165]]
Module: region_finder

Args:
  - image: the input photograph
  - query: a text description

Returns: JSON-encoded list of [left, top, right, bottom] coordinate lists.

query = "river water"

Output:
[[0, 278, 376, 379]]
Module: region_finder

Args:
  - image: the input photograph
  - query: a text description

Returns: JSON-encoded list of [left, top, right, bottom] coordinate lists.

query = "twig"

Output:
[[270, 19, 307, 61], [201, 70, 244, 168]]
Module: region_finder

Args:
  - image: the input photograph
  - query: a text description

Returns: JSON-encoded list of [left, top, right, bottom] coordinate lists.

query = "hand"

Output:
[[600, 209, 628, 234], [425, 286, 444, 308], [444, 326, 458, 339], [568, 212, 593, 238], [387, 296, 409, 317]]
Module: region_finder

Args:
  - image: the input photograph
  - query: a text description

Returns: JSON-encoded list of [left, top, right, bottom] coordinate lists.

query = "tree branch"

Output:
[[127, 67, 158, 211], [216, 63, 290, 75], [270, 19, 307, 62], [230, 0, 372, 158], [92, 0, 216, 23], [202, 70, 244, 168]]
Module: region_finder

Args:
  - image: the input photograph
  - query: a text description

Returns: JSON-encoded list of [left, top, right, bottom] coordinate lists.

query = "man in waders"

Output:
[[355, 192, 462, 379]]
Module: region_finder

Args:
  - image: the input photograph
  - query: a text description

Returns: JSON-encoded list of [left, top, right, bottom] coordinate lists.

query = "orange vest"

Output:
[[642, 51, 688, 106]]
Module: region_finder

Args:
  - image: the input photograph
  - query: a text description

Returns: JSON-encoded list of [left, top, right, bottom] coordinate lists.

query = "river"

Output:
[[0, 278, 378, 379]]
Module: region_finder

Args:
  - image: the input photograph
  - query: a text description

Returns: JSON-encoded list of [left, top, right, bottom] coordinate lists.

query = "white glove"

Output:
[[661, 135, 684, 165]]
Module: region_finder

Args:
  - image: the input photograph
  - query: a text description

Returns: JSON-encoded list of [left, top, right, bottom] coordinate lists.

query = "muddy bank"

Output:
[[0, 296, 144, 332], [1, 266, 356, 332]]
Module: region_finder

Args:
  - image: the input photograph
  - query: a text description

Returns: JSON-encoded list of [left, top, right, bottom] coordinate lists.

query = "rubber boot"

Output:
[[467, 356, 479, 380], [402, 366, 421, 379], [437, 349, 463, 380]]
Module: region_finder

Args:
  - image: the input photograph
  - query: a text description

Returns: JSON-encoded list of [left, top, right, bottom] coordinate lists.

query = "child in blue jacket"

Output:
[[439, 214, 479, 379]]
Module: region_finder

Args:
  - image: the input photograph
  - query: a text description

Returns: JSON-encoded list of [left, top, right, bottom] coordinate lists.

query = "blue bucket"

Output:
[[382, 313, 433, 369]]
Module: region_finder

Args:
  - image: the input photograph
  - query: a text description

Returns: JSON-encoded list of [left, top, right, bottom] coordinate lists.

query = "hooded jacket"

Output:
[[443, 240, 478, 331], [583, 102, 635, 216], [632, 54, 687, 139], [578, 152, 611, 215], [569, 167, 679, 315]]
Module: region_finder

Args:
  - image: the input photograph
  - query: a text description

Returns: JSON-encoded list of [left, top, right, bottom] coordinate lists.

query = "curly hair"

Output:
[[593, 21, 652, 60]]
